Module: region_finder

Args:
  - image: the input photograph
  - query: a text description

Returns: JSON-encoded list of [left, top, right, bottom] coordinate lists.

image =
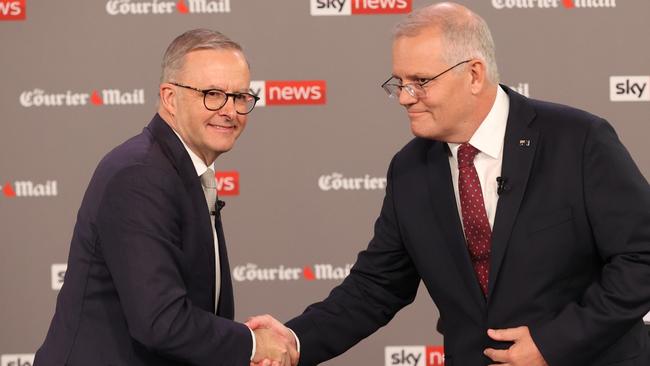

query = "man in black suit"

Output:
[[249, 2, 650, 365], [35, 29, 296, 366]]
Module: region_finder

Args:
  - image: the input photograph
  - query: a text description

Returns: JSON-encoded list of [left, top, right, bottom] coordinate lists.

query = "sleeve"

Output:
[[286, 157, 422, 366], [96, 165, 252, 365], [530, 119, 650, 366]]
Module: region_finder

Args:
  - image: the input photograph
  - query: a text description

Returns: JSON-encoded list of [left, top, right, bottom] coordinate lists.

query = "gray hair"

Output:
[[393, 2, 499, 83], [160, 28, 246, 83]]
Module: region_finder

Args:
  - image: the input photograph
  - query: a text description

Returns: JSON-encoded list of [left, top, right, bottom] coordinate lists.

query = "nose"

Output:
[[218, 96, 237, 120], [398, 87, 417, 107]]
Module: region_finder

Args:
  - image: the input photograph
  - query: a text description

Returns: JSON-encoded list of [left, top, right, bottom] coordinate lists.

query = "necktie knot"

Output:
[[201, 168, 217, 189], [458, 143, 479, 169]]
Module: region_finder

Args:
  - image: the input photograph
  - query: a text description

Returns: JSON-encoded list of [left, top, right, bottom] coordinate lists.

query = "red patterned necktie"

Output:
[[458, 143, 492, 296]]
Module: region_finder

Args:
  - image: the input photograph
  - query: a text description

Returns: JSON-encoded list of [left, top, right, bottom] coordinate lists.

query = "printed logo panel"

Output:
[[1, 354, 34, 366], [610, 76, 650, 102], [105, 0, 231, 15], [215, 171, 239, 196], [0, 0, 25, 20], [310, 0, 411, 16], [51, 264, 67, 290], [385, 346, 445, 366], [492, 0, 616, 10]]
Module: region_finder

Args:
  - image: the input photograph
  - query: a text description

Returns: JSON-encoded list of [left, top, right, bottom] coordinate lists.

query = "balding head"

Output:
[[394, 2, 499, 84]]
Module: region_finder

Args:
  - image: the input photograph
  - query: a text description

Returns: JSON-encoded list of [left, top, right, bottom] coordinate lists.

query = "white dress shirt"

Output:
[[447, 85, 510, 231]]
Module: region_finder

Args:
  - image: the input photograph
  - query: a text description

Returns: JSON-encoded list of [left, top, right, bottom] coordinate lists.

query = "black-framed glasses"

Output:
[[170, 82, 260, 115], [381, 59, 472, 100]]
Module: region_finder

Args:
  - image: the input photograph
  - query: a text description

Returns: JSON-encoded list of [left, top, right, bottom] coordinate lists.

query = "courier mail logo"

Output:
[[610, 76, 649, 102], [318, 172, 387, 191], [385, 346, 445, 366], [250, 80, 326, 106], [233, 263, 353, 282], [1, 180, 58, 198], [215, 171, 239, 196], [311, 0, 411, 16], [493, 0, 616, 10], [105, 0, 231, 15], [19, 88, 145, 107], [1, 354, 35, 366], [0, 0, 25, 20]]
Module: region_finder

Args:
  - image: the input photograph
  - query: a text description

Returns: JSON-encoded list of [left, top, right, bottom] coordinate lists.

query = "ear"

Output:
[[159, 83, 177, 117], [468, 59, 487, 94]]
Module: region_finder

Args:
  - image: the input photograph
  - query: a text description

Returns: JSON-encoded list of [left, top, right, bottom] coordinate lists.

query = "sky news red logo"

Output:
[[249, 80, 326, 106], [385, 346, 444, 366], [311, 0, 411, 16], [215, 171, 239, 196], [0, 0, 25, 20]]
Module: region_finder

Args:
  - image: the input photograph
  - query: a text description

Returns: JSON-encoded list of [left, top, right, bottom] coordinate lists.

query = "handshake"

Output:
[[247, 314, 299, 366]]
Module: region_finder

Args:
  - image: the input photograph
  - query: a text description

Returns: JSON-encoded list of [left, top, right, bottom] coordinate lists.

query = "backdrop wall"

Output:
[[1, 1, 649, 365]]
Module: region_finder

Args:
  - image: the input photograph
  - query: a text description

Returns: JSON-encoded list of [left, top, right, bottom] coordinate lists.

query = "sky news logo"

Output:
[[0, 0, 24, 20], [19, 88, 145, 107], [385, 346, 444, 366], [215, 171, 239, 196], [1, 354, 34, 366], [311, 0, 411, 16], [105, 0, 230, 15], [610, 76, 649, 102], [232, 263, 353, 282], [250, 80, 326, 106], [1, 180, 58, 198], [52, 264, 66, 290], [492, 0, 616, 10]]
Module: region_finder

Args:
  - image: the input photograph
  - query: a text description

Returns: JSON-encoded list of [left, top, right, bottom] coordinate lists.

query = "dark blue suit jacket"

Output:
[[35, 114, 251, 365], [287, 87, 650, 366]]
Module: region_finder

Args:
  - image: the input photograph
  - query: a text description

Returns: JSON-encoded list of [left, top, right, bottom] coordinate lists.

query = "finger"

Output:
[[487, 326, 526, 342], [484, 347, 510, 363], [247, 315, 272, 330], [288, 345, 299, 365]]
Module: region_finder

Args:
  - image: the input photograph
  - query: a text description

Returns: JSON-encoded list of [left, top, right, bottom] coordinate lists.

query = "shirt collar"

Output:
[[448, 85, 510, 160], [171, 130, 214, 177]]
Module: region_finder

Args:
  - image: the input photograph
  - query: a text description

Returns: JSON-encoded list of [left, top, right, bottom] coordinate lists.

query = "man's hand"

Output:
[[484, 326, 548, 366], [247, 314, 299, 366]]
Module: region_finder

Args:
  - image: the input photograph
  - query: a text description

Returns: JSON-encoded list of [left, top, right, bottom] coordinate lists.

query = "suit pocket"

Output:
[[528, 207, 573, 234]]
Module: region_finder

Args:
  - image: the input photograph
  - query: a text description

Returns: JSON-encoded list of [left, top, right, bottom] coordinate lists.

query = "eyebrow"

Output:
[[202, 85, 251, 93], [390, 73, 433, 82]]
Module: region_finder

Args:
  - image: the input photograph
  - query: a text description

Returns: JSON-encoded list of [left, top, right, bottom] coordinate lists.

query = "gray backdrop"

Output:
[[1, 1, 649, 365]]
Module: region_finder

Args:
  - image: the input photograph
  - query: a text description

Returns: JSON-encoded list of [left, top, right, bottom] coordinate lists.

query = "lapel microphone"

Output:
[[496, 177, 509, 195], [210, 201, 225, 216]]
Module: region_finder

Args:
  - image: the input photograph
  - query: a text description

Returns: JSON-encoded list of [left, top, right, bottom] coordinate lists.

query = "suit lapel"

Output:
[[488, 87, 538, 299], [426, 141, 486, 309], [148, 114, 218, 311]]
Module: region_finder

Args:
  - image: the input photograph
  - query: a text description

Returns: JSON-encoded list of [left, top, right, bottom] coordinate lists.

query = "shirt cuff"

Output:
[[248, 325, 256, 361], [288, 327, 301, 354]]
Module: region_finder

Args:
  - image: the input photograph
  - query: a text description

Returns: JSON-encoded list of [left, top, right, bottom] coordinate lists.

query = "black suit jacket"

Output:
[[287, 87, 650, 366], [35, 114, 251, 366]]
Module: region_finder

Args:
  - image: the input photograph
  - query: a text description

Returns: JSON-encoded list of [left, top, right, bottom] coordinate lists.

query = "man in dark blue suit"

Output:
[[250, 2, 650, 365], [35, 29, 297, 366]]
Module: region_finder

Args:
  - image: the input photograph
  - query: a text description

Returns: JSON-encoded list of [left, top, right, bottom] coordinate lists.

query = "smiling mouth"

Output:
[[208, 123, 236, 131]]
